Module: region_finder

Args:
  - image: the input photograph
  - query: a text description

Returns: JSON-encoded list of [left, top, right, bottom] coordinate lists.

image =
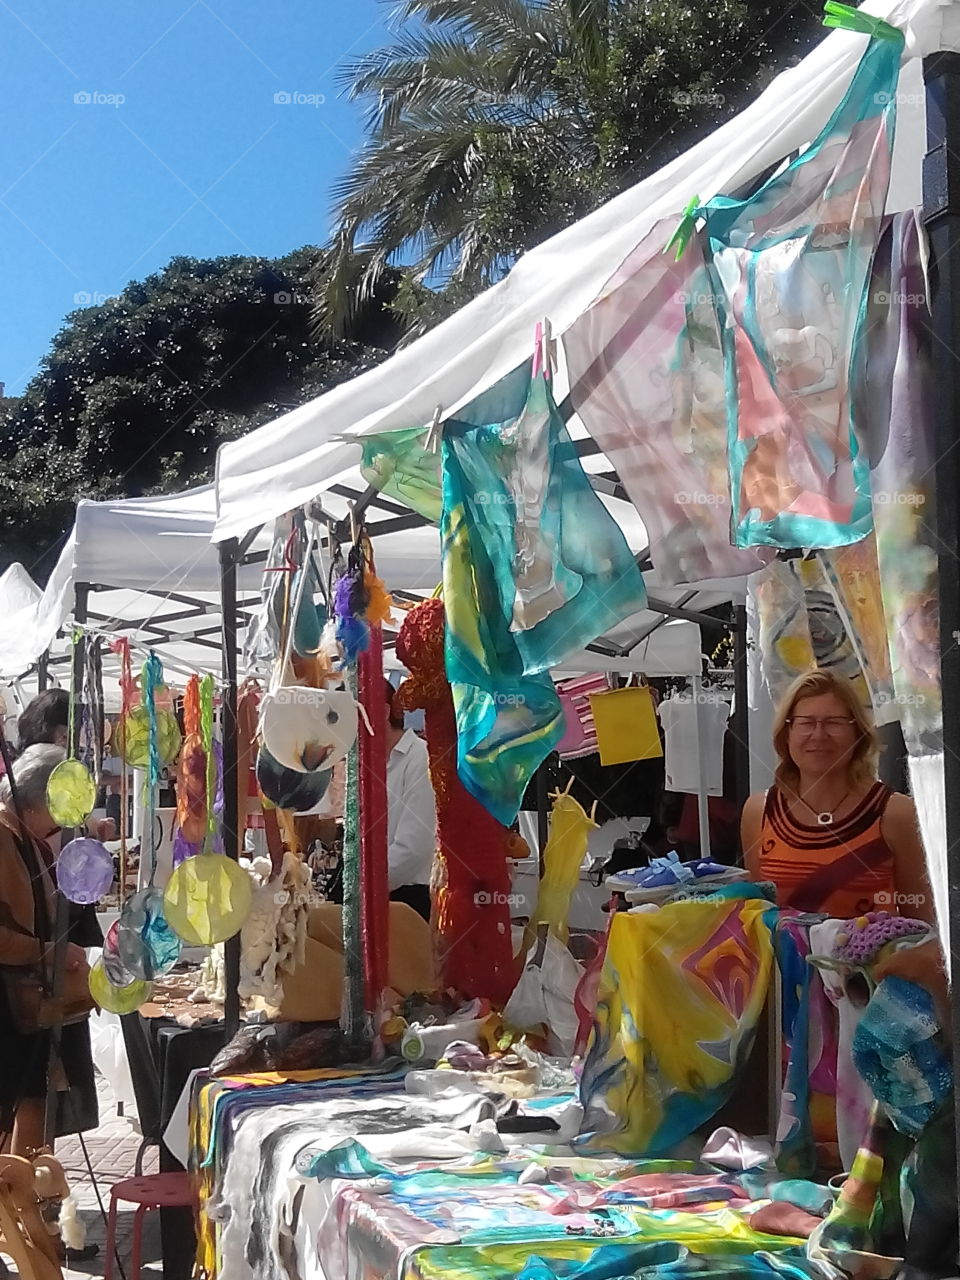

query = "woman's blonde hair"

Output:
[[772, 670, 878, 792]]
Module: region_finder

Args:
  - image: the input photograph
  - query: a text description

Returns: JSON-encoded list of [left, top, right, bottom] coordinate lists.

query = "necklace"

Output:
[[798, 786, 854, 826]]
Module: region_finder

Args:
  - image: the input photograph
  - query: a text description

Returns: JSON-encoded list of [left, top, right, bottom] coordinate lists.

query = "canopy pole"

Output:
[[924, 50, 960, 1189], [732, 604, 751, 823], [219, 540, 241, 1040], [43, 583, 89, 1149], [692, 675, 711, 863], [37, 651, 49, 693]]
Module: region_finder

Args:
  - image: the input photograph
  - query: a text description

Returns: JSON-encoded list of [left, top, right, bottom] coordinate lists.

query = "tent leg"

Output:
[[692, 675, 711, 863], [732, 605, 751, 814], [923, 49, 960, 1195], [219, 540, 241, 1040], [37, 651, 49, 693]]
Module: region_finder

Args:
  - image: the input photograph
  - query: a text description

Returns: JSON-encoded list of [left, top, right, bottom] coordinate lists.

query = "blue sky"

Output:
[[1, 0, 392, 395]]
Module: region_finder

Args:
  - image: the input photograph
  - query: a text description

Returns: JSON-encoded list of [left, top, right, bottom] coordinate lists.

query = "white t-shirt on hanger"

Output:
[[657, 694, 730, 797]]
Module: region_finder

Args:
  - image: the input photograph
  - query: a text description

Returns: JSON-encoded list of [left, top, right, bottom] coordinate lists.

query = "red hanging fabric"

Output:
[[396, 599, 517, 1007], [359, 616, 389, 1013]]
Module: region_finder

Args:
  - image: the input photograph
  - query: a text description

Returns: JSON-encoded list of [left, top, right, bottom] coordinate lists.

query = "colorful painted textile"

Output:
[[818, 537, 897, 726], [578, 893, 774, 1154], [851, 977, 952, 1138], [441, 361, 646, 825], [359, 426, 443, 524], [406, 1214, 808, 1280], [749, 558, 870, 711], [563, 219, 769, 586], [854, 211, 940, 755], [556, 674, 612, 760], [699, 18, 903, 549]]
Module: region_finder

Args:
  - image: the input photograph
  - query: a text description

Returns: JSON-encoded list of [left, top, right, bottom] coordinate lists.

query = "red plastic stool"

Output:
[[104, 1172, 196, 1280]]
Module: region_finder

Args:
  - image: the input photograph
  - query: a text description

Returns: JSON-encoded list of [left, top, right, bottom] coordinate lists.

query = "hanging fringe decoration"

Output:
[[177, 675, 207, 845], [200, 674, 217, 850], [359, 573, 389, 1018], [339, 662, 367, 1047], [82, 637, 105, 785]]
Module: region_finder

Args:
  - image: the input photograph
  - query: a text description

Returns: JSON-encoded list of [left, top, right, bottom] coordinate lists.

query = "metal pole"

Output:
[[37, 650, 49, 693], [43, 584, 89, 1147], [732, 605, 751, 813], [692, 675, 711, 862], [219, 540, 241, 1039], [922, 49, 960, 1185]]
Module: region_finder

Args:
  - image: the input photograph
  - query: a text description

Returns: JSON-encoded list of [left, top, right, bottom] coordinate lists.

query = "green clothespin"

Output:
[[665, 195, 701, 262], [822, 2, 902, 43]]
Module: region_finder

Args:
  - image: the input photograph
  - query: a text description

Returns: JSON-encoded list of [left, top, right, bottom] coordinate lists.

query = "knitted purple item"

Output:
[[833, 911, 930, 965]]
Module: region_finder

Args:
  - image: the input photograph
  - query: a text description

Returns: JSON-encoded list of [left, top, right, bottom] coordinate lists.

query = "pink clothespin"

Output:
[[533, 318, 556, 382]]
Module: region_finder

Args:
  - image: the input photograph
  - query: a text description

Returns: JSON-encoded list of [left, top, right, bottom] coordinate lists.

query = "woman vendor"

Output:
[[741, 670, 935, 925]]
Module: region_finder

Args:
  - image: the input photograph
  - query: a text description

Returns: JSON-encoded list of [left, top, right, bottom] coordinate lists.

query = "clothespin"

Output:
[[424, 405, 443, 454], [822, 1, 902, 41], [533, 318, 557, 382], [665, 195, 701, 262]]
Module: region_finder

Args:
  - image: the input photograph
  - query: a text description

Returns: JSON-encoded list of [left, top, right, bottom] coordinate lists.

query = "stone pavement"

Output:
[[55, 1073, 162, 1280]]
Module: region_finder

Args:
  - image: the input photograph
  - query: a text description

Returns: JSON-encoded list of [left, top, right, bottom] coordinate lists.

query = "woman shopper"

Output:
[[0, 745, 92, 1156]]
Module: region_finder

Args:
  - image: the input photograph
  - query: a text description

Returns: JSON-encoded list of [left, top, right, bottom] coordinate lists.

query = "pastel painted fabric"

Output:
[[699, 20, 903, 549]]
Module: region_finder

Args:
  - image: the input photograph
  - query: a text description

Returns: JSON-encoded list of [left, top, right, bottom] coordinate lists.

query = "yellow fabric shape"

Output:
[[589, 687, 663, 766], [522, 783, 597, 953], [580, 896, 774, 1155]]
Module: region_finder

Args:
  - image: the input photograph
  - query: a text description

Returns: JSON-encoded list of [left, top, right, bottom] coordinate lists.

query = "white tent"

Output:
[[212, 0, 957, 544]]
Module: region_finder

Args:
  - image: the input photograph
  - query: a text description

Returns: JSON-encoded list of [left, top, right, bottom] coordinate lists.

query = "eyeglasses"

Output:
[[787, 716, 856, 735]]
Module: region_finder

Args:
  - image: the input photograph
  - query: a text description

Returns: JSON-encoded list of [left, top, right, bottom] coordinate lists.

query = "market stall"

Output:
[[1, 1, 954, 1277]]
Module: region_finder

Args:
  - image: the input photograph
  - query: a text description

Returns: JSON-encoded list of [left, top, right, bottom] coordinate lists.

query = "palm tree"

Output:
[[321, 0, 819, 335]]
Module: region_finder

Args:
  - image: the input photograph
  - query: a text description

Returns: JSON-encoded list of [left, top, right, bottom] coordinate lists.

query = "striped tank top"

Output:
[[758, 782, 896, 918]]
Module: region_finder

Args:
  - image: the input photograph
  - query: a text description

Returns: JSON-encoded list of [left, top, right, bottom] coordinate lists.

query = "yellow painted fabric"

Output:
[[522, 789, 598, 952], [579, 896, 774, 1154]]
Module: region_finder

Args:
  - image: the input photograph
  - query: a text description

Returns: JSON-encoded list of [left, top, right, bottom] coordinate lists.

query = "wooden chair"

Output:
[[0, 1155, 63, 1280]]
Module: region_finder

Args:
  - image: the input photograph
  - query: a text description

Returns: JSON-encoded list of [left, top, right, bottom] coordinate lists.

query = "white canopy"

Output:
[[212, 0, 957, 544]]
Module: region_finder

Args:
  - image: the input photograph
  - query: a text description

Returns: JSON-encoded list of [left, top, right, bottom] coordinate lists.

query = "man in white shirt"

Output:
[[385, 681, 437, 921]]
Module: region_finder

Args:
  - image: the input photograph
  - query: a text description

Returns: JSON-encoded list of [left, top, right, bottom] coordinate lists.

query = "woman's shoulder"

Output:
[[879, 788, 917, 828]]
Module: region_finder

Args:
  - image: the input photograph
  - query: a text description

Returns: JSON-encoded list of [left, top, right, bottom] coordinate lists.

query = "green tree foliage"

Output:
[[0, 248, 397, 577], [324, 0, 821, 334]]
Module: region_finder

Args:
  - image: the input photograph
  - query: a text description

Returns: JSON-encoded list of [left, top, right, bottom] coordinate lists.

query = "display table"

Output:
[[120, 1014, 226, 1280]]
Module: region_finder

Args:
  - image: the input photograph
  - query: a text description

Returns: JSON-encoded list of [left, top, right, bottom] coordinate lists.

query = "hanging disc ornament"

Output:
[[57, 837, 114, 904], [164, 853, 253, 946], [102, 919, 137, 987], [119, 704, 182, 769], [46, 759, 97, 828], [116, 886, 182, 980], [260, 686, 358, 774], [256, 746, 331, 813], [89, 959, 152, 1015]]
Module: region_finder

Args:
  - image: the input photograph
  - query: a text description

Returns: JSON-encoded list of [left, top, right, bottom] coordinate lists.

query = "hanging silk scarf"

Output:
[[749, 557, 870, 710], [578, 892, 774, 1155], [854, 211, 941, 754], [442, 360, 646, 826], [818, 536, 897, 725], [698, 10, 904, 549], [854, 210, 945, 950], [359, 427, 443, 524], [564, 219, 769, 586]]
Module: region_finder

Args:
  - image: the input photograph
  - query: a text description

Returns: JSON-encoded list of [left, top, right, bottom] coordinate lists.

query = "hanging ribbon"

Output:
[[142, 653, 163, 883]]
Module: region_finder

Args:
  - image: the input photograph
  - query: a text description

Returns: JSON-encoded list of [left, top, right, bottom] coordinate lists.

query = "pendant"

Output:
[[816, 812, 833, 826]]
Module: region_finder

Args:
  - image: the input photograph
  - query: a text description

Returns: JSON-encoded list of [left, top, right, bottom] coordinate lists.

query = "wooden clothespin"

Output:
[[424, 405, 443, 454]]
